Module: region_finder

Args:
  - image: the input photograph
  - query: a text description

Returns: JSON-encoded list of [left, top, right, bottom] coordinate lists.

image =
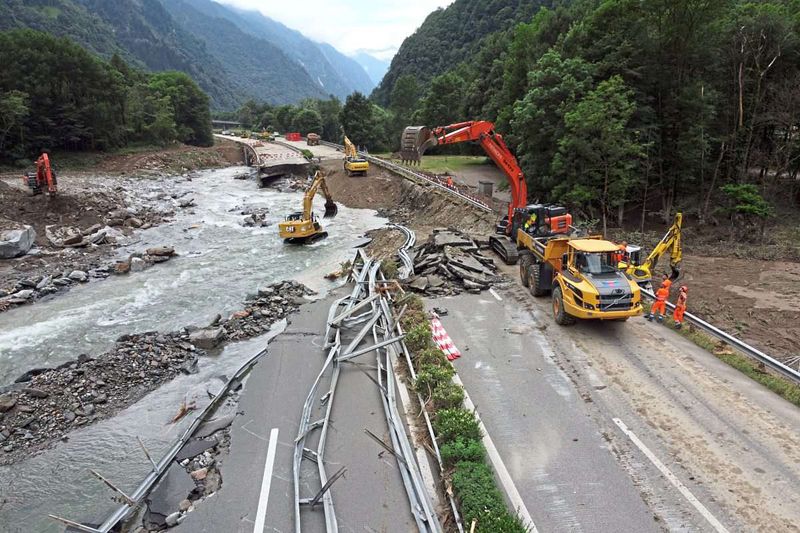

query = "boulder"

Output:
[[188, 327, 225, 349], [0, 226, 36, 259], [69, 270, 88, 282], [146, 246, 175, 257], [61, 234, 84, 246], [0, 395, 16, 413], [22, 388, 49, 399], [126, 217, 143, 228], [82, 224, 103, 236], [130, 257, 147, 272], [115, 261, 131, 274], [11, 289, 34, 300]]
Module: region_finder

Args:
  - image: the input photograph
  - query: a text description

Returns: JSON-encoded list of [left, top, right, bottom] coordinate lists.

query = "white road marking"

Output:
[[489, 288, 503, 301], [452, 373, 539, 533], [612, 418, 730, 533], [253, 427, 280, 533]]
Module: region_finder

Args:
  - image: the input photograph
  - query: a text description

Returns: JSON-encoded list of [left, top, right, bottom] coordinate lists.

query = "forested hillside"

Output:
[[379, 0, 800, 238], [371, 0, 548, 105], [0, 0, 374, 109], [0, 30, 212, 161]]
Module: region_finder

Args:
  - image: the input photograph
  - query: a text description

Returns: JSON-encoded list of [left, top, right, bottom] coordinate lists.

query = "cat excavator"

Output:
[[343, 135, 369, 176], [619, 212, 683, 289], [278, 171, 338, 243], [400, 121, 528, 264]]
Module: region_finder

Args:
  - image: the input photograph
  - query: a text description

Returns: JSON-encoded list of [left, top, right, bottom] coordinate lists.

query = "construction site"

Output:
[[0, 126, 799, 533]]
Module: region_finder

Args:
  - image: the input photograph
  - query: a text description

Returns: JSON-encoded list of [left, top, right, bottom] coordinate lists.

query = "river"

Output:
[[0, 166, 386, 532]]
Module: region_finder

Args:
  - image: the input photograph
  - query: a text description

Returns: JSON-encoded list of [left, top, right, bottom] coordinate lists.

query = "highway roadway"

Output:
[[428, 277, 800, 532], [173, 290, 418, 533]]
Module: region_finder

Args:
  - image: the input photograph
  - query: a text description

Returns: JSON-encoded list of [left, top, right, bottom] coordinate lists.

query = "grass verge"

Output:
[[396, 293, 526, 532], [376, 154, 489, 174], [665, 315, 800, 408]]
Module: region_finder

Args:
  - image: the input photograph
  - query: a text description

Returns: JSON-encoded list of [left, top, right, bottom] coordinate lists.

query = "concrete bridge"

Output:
[[215, 134, 310, 183]]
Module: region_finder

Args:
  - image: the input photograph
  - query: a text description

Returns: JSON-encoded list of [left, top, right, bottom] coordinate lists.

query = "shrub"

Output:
[[414, 347, 449, 369], [301, 148, 314, 160], [440, 437, 484, 467], [414, 364, 455, 394], [431, 381, 465, 410], [452, 461, 526, 532], [434, 408, 481, 444], [405, 322, 432, 352]]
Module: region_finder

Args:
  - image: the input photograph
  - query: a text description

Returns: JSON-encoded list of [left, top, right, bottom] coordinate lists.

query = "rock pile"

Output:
[[114, 246, 177, 275], [0, 266, 111, 310], [0, 280, 311, 464], [221, 280, 313, 341], [405, 229, 499, 295]]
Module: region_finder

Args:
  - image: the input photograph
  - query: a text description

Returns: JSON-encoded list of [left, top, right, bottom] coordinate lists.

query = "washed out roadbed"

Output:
[[0, 280, 311, 465]]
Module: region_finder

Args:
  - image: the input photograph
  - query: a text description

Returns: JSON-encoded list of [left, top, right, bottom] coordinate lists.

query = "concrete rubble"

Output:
[[406, 228, 499, 295], [0, 280, 311, 465]]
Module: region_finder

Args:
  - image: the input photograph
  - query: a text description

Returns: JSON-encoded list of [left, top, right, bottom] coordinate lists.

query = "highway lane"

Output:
[[174, 291, 417, 532], [429, 277, 800, 532]]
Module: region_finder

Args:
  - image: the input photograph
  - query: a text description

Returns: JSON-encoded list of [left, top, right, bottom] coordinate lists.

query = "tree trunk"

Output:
[[602, 166, 609, 236], [617, 203, 624, 227], [703, 141, 726, 222]]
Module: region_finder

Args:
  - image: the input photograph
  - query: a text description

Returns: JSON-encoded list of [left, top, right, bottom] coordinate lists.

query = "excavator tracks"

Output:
[[489, 235, 518, 265]]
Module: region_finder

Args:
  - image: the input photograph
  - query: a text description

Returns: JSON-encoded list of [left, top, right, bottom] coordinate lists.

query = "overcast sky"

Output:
[[216, 0, 453, 59]]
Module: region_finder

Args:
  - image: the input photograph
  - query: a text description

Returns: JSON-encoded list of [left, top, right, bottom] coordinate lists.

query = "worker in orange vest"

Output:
[[446, 176, 454, 189], [613, 241, 627, 265], [646, 274, 672, 322], [673, 285, 688, 329]]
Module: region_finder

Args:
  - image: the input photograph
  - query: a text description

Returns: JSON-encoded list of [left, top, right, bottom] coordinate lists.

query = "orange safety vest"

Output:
[[655, 287, 669, 302]]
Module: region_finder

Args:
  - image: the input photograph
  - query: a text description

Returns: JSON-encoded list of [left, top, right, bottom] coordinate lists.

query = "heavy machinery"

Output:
[[278, 170, 338, 243], [401, 122, 643, 324], [307, 133, 320, 146], [22, 153, 57, 196], [343, 135, 369, 176], [401, 121, 527, 264], [619, 212, 683, 289], [516, 205, 643, 324]]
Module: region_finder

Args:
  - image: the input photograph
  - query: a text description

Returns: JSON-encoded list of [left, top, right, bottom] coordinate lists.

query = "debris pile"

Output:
[[114, 246, 177, 275], [221, 280, 313, 340], [406, 229, 498, 295], [0, 280, 311, 464], [0, 265, 112, 311]]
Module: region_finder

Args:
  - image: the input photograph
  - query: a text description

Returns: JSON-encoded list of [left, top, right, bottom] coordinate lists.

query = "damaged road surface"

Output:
[[166, 290, 418, 532]]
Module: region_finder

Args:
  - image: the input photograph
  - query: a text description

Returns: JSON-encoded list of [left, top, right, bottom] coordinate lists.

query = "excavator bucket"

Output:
[[669, 264, 681, 281], [400, 126, 435, 165], [324, 198, 338, 219]]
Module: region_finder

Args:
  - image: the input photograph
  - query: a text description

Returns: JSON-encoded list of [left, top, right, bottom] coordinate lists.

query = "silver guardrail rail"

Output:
[[316, 140, 494, 213], [641, 288, 800, 384]]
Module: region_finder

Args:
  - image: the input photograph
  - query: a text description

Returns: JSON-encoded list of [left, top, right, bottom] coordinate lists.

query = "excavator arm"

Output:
[[302, 171, 338, 220], [643, 212, 683, 279], [400, 121, 528, 228], [343, 136, 358, 159]]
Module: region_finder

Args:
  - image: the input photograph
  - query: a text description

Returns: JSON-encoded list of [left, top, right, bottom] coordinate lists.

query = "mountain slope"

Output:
[[352, 52, 390, 86], [164, 0, 327, 104], [182, 0, 374, 98], [372, 0, 550, 105]]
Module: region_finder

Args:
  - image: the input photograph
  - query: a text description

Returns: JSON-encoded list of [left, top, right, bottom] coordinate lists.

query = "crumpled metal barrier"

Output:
[[387, 223, 415, 280], [640, 288, 800, 384], [51, 325, 286, 533]]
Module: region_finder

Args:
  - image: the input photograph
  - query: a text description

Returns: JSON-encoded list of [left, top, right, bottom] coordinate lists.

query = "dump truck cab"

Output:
[[552, 239, 643, 324], [516, 207, 643, 325]]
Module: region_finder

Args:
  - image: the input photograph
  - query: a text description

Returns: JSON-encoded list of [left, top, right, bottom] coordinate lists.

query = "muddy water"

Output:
[[0, 166, 386, 531], [0, 166, 385, 384]]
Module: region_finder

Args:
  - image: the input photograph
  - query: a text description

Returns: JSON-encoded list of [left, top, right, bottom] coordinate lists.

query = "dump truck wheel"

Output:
[[519, 253, 532, 287], [552, 286, 576, 326], [530, 263, 549, 297]]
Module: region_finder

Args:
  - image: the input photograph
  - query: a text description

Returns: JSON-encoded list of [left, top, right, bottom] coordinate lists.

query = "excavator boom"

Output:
[[400, 121, 528, 232]]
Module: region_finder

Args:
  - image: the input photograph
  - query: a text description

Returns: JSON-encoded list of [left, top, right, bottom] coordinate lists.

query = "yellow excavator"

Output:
[[278, 171, 338, 243], [343, 135, 369, 176], [619, 212, 683, 289]]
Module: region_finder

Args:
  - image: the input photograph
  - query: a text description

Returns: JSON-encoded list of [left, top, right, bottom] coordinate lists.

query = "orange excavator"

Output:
[[22, 153, 57, 196], [400, 121, 530, 264]]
